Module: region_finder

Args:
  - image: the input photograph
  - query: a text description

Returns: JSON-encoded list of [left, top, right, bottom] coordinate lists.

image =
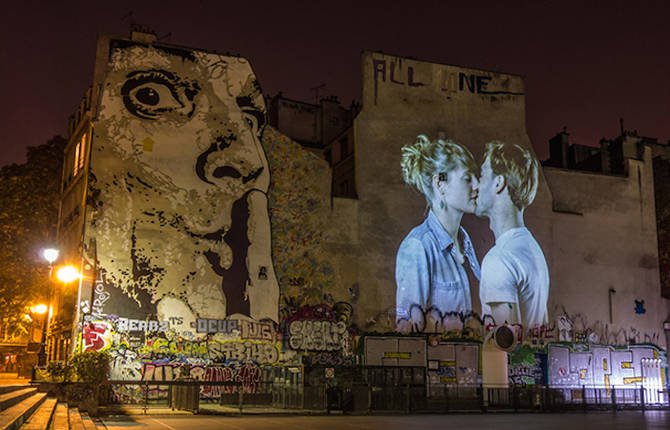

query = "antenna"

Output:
[[311, 82, 326, 104]]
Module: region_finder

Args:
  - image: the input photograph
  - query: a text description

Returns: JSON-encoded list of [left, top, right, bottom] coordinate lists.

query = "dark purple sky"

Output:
[[2, 1, 668, 166]]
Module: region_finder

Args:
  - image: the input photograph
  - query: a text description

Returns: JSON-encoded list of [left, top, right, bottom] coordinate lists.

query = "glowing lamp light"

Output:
[[42, 248, 59, 264], [56, 265, 82, 283], [23, 313, 32, 322], [31, 304, 48, 314]]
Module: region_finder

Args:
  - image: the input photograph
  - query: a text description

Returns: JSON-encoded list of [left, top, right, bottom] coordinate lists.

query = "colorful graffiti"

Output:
[[426, 341, 480, 390], [557, 312, 662, 346], [508, 345, 547, 386], [193, 318, 276, 341], [141, 362, 262, 395], [284, 303, 354, 366], [82, 320, 113, 352], [117, 318, 168, 332], [288, 320, 347, 352], [396, 306, 493, 337], [548, 343, 666, 390], [139, 336, 280, 365], [91, 281, 110, 318]]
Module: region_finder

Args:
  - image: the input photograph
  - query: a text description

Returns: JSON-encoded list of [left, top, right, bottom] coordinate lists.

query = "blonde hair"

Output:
[[484, 141, 539, 210], [401, 135, 477, 207]]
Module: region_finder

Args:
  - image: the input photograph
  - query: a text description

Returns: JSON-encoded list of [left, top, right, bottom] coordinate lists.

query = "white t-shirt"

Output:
[[480, 227, 549, 328]]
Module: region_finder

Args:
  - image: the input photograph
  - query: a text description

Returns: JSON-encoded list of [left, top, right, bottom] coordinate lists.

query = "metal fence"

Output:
[[552, 385, 669, 410], [96, 380, 669, 414]]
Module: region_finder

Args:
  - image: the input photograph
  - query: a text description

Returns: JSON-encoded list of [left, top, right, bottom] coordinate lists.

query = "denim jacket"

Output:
[[395, 210, 481, 320]]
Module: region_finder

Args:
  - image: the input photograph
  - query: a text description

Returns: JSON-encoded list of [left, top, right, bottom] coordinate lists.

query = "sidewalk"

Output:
[[101, 404, 330, 417], [0, 373, 29, 386]]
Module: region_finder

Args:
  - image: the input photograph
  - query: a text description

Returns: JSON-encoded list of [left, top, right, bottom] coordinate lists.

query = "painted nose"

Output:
[[195, 134, 264, 186]]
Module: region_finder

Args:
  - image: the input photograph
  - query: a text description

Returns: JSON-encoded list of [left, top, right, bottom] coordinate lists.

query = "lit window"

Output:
[[73, 143, 80, 176], [73, 133, 86, 176], [79, 133, 86, 170]]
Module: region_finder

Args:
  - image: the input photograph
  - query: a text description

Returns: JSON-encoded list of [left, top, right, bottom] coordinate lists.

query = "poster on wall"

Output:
[[395, 134, 549, 334]]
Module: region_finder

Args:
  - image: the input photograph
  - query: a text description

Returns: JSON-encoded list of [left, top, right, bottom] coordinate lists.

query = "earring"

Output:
[[440, 200, 445, 210]]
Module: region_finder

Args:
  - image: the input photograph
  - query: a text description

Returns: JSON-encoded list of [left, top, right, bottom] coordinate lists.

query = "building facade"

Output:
[[51, 35, 669, 398]]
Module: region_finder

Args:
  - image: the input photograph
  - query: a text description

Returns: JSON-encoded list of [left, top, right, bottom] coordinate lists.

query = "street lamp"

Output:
[[38, 248, 60, 367], [42, 249, 59, 265], [31, 304, 48, 314], [55, 265, 82, 283]]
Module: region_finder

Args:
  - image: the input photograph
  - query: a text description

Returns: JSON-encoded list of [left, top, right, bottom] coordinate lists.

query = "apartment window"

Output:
[[79, 133, 86, 170], [340, 180, 349, 195], [73, 143, 80, 176], [73, 133, 86, 176]]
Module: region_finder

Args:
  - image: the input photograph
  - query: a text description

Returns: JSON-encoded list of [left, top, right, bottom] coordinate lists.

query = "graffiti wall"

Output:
[[63, 37, 669, 400], [548, 343, 666, 389]]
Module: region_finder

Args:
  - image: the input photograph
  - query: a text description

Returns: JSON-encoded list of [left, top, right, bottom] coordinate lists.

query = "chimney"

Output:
[[131, 27, 157, 44], [548, 127, 569, 168]]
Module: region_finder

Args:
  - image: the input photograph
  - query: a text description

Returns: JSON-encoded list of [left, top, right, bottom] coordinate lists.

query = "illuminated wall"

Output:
[[548, 343, 666, 403], [72, 37, 342, 392], [324, 51, 669, 352], [337, 51, 552, 334]]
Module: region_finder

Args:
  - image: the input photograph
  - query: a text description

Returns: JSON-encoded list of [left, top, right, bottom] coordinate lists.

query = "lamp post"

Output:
[[38, 248, 59, 366]]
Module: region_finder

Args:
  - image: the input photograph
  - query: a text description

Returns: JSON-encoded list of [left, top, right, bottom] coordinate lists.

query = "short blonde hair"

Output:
[[484, 141, 539, 210], [401, 135, 477, 207]]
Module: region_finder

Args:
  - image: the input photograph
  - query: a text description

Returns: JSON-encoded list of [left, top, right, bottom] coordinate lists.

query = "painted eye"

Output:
[[244, 113, 258, 131], [122, 80, 183, 120], [121, 70, 199, 120], [241, 109, 265, 137], [135, 87, 159, 105]]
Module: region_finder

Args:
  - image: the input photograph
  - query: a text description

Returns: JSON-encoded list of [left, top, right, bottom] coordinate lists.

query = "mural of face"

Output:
[[91, 41, 279, 323]]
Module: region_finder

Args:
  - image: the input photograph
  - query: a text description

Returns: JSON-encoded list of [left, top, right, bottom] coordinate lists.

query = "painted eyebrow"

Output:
[[236, 96, 266, 129]]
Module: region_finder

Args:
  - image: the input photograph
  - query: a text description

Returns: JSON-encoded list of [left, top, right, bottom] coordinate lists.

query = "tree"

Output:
[[0, 136, 65, 340]]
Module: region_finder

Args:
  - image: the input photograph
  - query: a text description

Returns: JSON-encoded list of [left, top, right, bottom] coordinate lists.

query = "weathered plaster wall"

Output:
[[543, 146, 669, 346]]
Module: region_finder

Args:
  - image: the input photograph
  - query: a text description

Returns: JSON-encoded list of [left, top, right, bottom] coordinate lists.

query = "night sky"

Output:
[[1, 1, 668, 166]]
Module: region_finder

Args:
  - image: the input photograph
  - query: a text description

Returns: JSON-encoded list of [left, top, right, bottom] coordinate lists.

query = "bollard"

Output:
[[144, 381, 149, 415], [444, 384, 450, 413], [640, 385, 645, 411], [582, 385, 587, 411], [513, 385, 519, 412], [611, 386, 616, 412], [168, 383, 173, 410], [405, 384, 411, 413]]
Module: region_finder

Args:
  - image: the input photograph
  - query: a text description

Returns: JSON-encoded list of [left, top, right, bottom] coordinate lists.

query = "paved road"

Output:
[[100, 411, 670, 430]]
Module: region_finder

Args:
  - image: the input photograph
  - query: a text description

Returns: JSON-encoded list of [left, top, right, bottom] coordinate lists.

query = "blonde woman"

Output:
[[396, 135, 481, 332]]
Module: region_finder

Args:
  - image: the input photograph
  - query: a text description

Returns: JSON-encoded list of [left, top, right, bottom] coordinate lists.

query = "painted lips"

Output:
[[212, 166, 263, 184]]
